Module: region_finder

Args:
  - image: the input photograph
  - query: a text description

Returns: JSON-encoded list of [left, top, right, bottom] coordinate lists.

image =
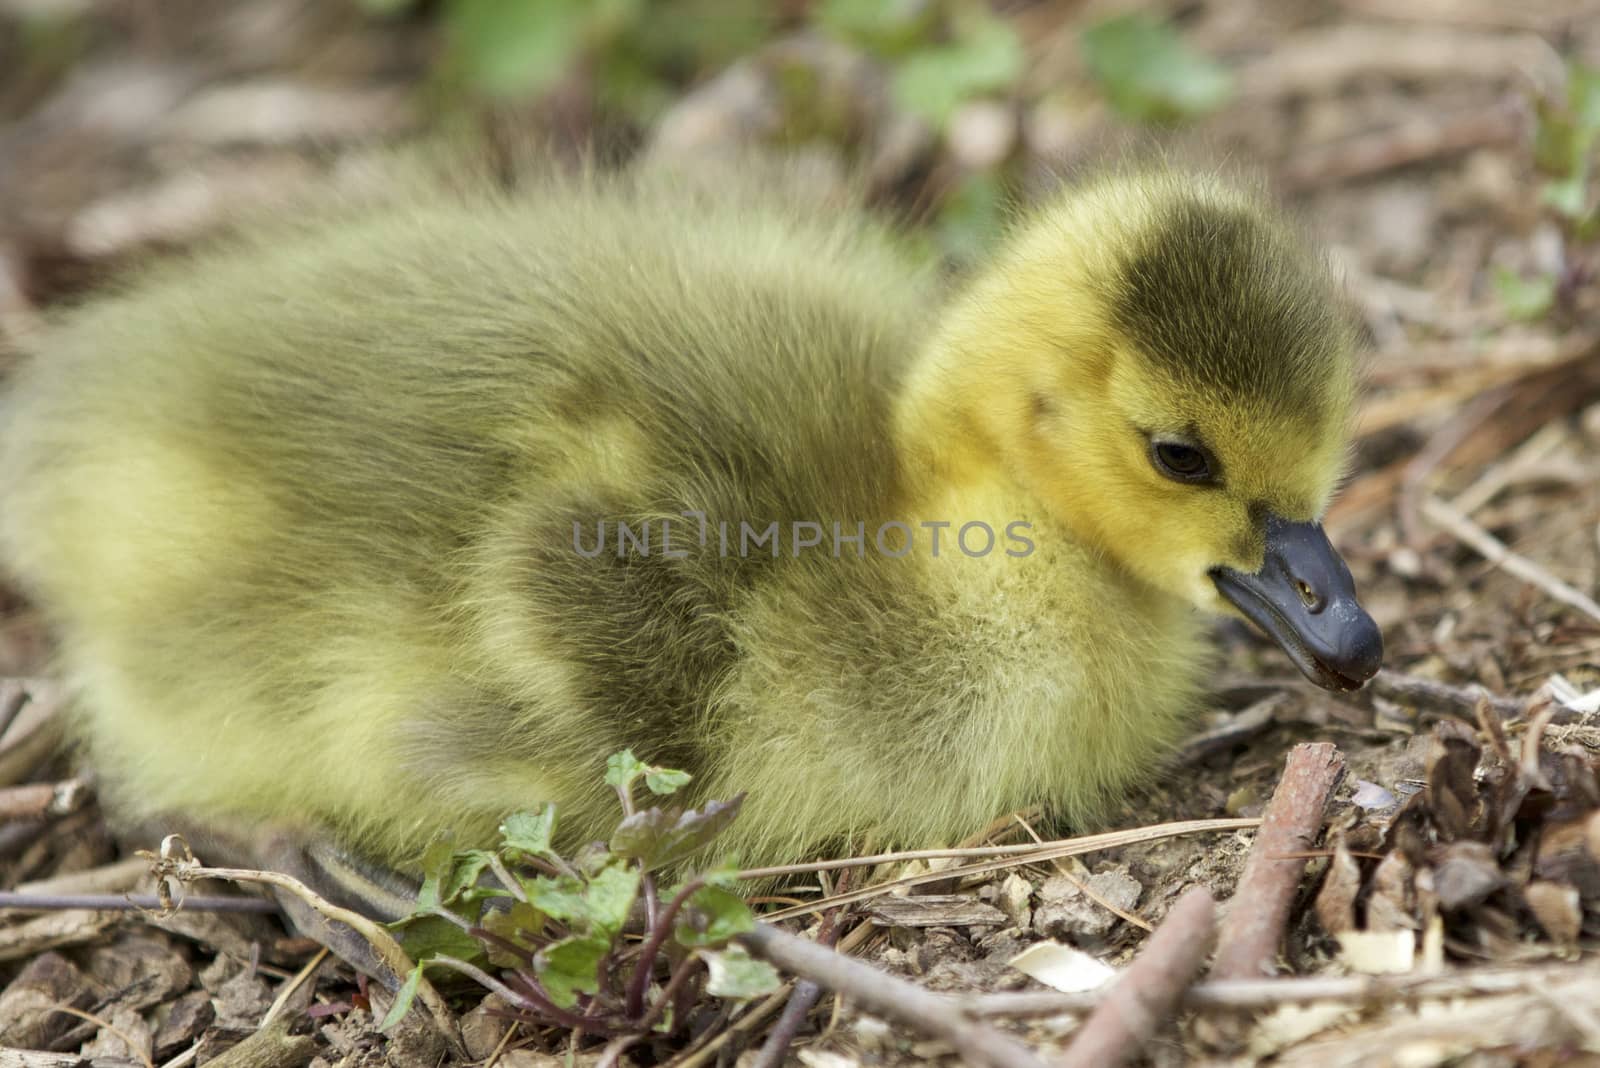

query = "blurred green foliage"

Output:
[[1080, 13, 1233, 124], [816, 0, 1022, 126], [363, 0, 772, 122], [1500, 59, 1600, 321], [1, 9, 91, 123], [1534, 61, 1600, 230], [352, 0, 1228, 268], [1490, 266, 1557, 322]]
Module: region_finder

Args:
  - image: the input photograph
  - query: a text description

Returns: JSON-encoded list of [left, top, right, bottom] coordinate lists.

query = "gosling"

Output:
[[0, 162, 1381, 884]]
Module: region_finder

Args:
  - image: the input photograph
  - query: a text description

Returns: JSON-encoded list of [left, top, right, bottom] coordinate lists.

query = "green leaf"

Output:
[[444, 850, 494, 903], [537, 936, 610, 1008], [1533, 63, 1600, 220], [814, 0, 936, 58], [523, 873, 593, 928], [1542, 169, 1590, 220], [415, 833, 458, 912], [891, 14, 1022, 127], [478, 901, 549, 967], [1569, 63, 1600, 133], [1081, 13, 1233, 124], [585, 861, 642, 937], [610, 795, 745, 871], [391, 911, 485, 965], [378, 963, 424, 1032], [500, 805, 558, 857], [444, 0, 591, 98], [645, 766, 692, 795], [702, 946, 781, 999], [357, 0, 418, 14], [699, 859, 743, 891], [605, 749, 648, 791], [1491, 266, 1558, 321], [674, 885, 756, 948]]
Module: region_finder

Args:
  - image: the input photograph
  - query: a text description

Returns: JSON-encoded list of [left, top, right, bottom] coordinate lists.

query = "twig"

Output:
[[757, 818, 1261, 921], [1212, 743, 1346, 980], [0, 779, 91, 821], [739, 817, 1256, 881], [668, 986, 792, 1068], [751, 887, 847, 1068], [47, 1004, 157, 1068], [963, 959, 1600, 1016], [260, 947, 329, 1031], [1175, 694, 1289, 764], [751, 979, 823, 1067], [143, 836, 462, 1055], [1365, 669, 1525, 722], [1397, 386, 1512, 550], [738, 922, 1052, 1068], [1013, 814, 1152, 932], [202, 1012, 316, 1068], [1422, 494, 1600, 624], [1058, 887, 1217, 1068], [0, 891, 280, 913], [1270, 978, 1600, 1067], [1450, 420, 1569, 517]]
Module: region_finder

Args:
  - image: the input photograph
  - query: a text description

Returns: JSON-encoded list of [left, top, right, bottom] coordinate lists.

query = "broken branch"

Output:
[[1212, 743, 1346, 980]]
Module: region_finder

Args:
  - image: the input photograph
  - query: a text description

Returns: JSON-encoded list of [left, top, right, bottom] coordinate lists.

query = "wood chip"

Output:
[[866, 894, 1008, 928], [0, 950, 96, 1048]]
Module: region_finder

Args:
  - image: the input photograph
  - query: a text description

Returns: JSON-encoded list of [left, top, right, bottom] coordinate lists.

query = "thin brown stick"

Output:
[[1211, 743, 1346, 980], [1397, 386, 1512, 550], [758, 978, 823, 1064], [739, 817, 1256, 881], [143, 836, 462, 1055], [0, 891, 279, 913], [48, 1005, 157, 1068], [758, 818, 1260, 921], [1422, 495, 1600, 623], [1365, 669, 1525, 722], [963, 959, 1600, 1017], [260, 947, 329, 1030], [667, 986, 791, 1068], [1058, 887, 1217, 1068], [738, 923, 1053, 1068], [1013, 814, 1152, 932], [0, 779, 91, 822], [751, 878, 848, 1068]]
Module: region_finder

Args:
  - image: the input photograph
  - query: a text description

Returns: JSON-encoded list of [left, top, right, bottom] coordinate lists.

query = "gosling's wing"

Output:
[[0, 164, 934, 858]]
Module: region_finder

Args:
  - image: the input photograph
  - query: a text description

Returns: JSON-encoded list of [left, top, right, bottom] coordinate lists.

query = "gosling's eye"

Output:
[[1150, 440, 1216, 485]]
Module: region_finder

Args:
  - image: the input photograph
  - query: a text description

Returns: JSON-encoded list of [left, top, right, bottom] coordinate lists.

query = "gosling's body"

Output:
[[0, 163, 1368, 869]]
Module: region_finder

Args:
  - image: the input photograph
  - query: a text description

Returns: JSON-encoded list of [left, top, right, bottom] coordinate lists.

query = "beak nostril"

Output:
[[1296, 580, 1321, 611]]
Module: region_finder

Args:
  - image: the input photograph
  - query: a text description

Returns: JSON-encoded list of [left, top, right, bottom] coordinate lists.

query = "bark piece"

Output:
[[867, 895, 1007, 929], [0, 951, 94, 1048]]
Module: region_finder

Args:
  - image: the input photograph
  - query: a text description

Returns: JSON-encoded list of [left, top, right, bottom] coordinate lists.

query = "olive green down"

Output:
[[0, 160, 1362, 870]]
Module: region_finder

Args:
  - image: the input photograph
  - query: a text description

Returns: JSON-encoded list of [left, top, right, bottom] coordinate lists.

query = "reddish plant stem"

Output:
[[638, 953, 705, 1032], [624, 876, 704, 1019]]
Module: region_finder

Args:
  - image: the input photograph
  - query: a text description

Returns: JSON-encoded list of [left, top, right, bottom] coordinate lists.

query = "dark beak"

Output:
[[1210, 515, 1383, 692]]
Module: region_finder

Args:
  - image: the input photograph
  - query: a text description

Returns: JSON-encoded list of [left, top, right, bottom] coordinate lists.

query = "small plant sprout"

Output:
[[382, 750, 776, 1045]]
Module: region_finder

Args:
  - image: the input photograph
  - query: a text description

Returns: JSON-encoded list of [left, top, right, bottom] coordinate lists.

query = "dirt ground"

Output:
[[3, 1, 1600, 1065]]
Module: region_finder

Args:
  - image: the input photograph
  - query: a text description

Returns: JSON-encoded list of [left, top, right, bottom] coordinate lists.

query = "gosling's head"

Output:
[[912, 171, 1383, 690]]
